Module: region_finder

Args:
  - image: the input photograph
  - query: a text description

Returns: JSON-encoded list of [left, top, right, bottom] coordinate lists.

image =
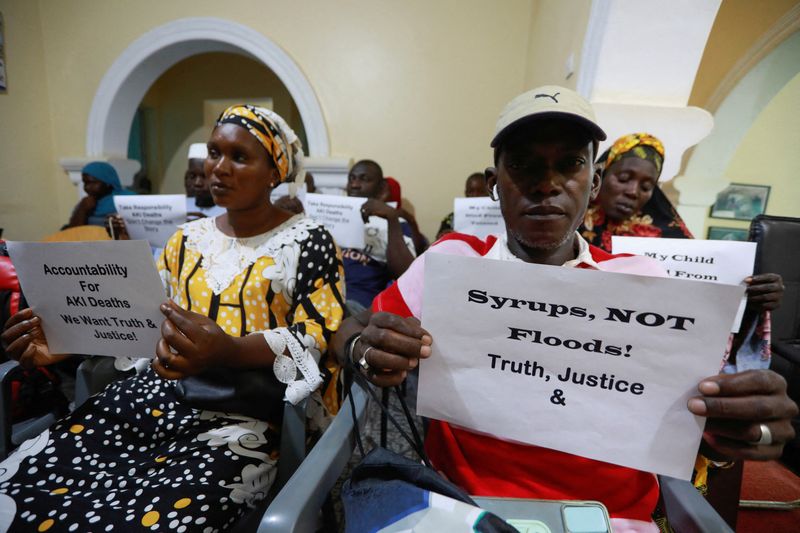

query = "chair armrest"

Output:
[[257, 385, 369, 533], [74, 356, 131, 409], [658, 475, 733, 533], [273, 398, 308, 493], [0, 360, 21, 458]]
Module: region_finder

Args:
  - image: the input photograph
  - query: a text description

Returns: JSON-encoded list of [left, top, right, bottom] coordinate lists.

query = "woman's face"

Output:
[[82, 174, 112, 198], [597, 157, 658, 221], [204, 123, 280, 211]]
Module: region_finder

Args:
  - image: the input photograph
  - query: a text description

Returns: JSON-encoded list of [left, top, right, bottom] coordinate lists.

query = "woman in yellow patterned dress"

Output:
[[0, 105, 345, 532]]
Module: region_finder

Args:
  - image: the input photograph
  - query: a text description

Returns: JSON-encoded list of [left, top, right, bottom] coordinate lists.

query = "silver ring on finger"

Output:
[[752, 423, 773, 446], [359, 346, 374, 374]]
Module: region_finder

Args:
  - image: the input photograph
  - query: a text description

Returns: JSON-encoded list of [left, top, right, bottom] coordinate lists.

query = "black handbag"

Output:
[[175, 367, 287, 422]]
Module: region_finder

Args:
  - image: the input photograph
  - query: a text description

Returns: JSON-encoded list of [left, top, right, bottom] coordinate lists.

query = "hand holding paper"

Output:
[[745, 273, 784, 313], [1, 308, 70, 369], [353, 312, 432, 387], [153, 300, 237, 380], [689, 370, 798, 461]]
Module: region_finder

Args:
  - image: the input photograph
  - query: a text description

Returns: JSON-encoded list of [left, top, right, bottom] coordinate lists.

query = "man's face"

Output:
[[465, 175, 488, 197], [487, 120, 600, 254], [184, 159, 207, 198], [346, 163, 384, 199]]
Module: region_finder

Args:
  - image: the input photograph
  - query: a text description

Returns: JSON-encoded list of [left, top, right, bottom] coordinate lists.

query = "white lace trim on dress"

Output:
[[181, 214, 314, 295]]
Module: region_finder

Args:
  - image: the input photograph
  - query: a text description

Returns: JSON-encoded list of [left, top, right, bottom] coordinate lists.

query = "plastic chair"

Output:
[[252, 384, 369, 532], [40, 225, 111, 242], [0, 360, 61, 458]]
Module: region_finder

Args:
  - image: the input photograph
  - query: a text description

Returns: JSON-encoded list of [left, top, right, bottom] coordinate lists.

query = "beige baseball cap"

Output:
[[491, 85, 606, 147]]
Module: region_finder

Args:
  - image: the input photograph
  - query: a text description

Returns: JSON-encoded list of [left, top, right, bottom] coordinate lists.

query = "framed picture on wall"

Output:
[[709, 183, 770, 221], [707, 226, 749, 241]]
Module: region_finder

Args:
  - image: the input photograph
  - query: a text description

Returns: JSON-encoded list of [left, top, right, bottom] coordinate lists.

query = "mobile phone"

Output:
[[472, 496, 612, 533]]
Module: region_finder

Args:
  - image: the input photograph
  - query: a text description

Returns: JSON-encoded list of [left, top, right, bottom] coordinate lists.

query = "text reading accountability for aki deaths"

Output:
[[6, 240, 166, 358], [419, 252, 743, 480]]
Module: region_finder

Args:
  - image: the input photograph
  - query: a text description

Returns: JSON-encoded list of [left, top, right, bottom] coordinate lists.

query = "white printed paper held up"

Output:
[[419, 253, 743, 480], [7, 240, 166, 359], [114, 194, 187, 248], [611, 237, 756, 332], [304, 193, 366, 249], [453, 197, 503, 238]]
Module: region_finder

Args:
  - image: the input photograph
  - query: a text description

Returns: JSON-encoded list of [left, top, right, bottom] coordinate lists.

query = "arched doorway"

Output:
[[85, 17, 329, 161]]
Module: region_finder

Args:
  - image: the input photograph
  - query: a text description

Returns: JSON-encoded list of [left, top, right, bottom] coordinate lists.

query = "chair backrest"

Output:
[[41, 225, 111, 242], [749, 215, 800, 340]]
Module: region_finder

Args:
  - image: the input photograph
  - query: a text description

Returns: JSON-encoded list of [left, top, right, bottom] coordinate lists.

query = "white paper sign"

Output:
[[419, 253, 743, 480], [611, 237, 756, 332], [114, 194, 187, 248], [304, 193, 367, 249], [453, 197, 504, 238], [7, 240, 166, 359]]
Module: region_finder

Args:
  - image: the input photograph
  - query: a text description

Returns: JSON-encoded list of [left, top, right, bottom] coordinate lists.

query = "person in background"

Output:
[[580, 133, 783, 369], [185, 143, 225, 219], [342, 160, 416, 314], [382, 177, 429, 255], [331, 87, 797, 532], [436, 172, 488, 238], [0, 105, 345, 530], [66, 161, 135, 228]]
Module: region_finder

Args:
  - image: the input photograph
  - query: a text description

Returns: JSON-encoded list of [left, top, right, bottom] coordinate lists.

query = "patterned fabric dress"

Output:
[[0, 214, 345, 532]]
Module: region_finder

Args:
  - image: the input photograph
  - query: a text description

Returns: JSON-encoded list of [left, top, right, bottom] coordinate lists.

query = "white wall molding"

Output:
[[305, 157, 351, 193], [576, 0, 612, 99], [85, 17, 330, 163], [704, 4, 800, 113]]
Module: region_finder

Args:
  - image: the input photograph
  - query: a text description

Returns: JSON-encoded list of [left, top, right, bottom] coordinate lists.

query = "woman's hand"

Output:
[[152, 300, 237, 380], [360, 199, 400, 223], [688, 369, 798, 461], [745, 273, 783, 313], [106, 215, 130, 240], [352, 311, 432, 387], [1, 309, 69, 368]]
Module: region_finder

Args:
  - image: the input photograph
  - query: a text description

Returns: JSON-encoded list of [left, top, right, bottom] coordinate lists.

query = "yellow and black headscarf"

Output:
[[216, 104, 304, 185], [581, 132, 692, 251], [605, 132, 665, 177]]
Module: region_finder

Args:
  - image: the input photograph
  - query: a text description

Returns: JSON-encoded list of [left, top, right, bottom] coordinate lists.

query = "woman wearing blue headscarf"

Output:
[[66, 161, 135, 227]]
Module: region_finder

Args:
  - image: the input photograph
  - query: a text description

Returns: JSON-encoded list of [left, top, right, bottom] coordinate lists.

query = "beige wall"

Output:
[[523, 0, 592, 91], [703, 72, 800, 235], [689, 0, 800, 108], [139, 52, 302, 194], [18, 0, 534, 239], [0, 1, 66, 240]]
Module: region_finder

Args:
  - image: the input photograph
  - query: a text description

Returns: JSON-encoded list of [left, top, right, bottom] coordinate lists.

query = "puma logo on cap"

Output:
[[534, 92, 560, 103]]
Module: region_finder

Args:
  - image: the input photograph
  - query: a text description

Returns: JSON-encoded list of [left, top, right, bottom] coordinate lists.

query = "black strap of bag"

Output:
[[345, 353, 431, 467]]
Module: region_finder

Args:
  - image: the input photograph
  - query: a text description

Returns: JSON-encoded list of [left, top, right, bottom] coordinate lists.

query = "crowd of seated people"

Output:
[[0, 86, 796, 532]]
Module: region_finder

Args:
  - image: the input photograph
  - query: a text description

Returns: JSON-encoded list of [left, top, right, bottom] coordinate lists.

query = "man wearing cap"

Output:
[[331, 86, 797, 529], [185, 143, 224, 219]]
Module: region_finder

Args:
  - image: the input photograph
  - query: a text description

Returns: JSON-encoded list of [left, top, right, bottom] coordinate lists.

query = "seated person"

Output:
[[0, 105, 344, 531], [342, 160, 416, 313], [185, 143, 225, 219], [436, 172, 488, 239], [331, 86, 798, 531], [580, 134, 783, 377], [383, 177, 429, 255], [66, 162, 135, 228]]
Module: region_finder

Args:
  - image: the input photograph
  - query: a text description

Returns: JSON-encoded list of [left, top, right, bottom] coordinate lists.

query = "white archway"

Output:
[[85, 17, 330, 160]]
